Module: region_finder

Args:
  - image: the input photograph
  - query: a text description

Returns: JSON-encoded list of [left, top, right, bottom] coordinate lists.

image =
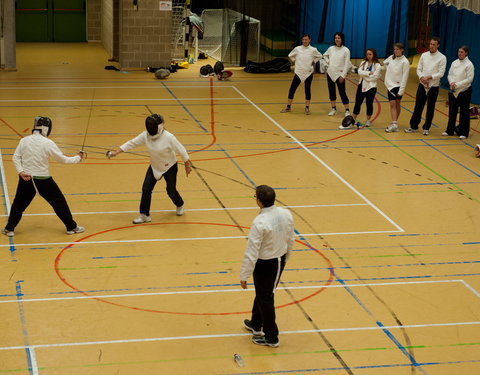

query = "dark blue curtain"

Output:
[[299, 0, 408, 58], [430, 2, 480, 104]]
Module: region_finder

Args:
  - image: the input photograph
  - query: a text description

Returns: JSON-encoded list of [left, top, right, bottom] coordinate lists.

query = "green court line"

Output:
[[58, 266, 118, 271], [369, 128, 479, 203], [1, 341, 478, 373]]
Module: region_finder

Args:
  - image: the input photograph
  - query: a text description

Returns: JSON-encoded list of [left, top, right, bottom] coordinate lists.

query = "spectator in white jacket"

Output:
[[108, 114, 192, 223], [384, 43, 410, 133], [406, 37, 446, 135], [324, 32, 351, 117], [340, 48, 381, 129], [281, 34, 322, 115], [443, 45, 475, 139]]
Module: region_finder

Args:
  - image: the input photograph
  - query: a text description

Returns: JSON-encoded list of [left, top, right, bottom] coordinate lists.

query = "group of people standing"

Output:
[[282, 33, 475, 138]]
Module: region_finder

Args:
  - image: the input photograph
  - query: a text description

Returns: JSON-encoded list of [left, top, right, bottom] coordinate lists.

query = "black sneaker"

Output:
[[243, 319, 262, 335], [252, 335, 279, 348]]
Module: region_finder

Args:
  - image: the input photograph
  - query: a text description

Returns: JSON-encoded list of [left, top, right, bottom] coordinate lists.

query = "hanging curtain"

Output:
[[430, 1, 480, 104], [428, 0, 480, 15]]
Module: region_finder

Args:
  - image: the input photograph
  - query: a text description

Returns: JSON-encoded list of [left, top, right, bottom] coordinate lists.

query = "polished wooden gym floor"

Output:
[[0, 43, 479, 374]]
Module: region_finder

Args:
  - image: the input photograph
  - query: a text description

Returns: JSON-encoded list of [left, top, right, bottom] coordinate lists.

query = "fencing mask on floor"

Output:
[[33, 117, 52, 137]]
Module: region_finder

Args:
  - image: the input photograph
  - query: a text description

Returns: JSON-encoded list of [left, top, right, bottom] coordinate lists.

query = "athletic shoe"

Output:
[[364, 120, 371, 127], [338, 123, 353, 130], [344, 110, 351, 117], [66, 226, 85, 235], [132, 214, 152, 224], [459, 135, 467, 140], [252, 336, 279, 348], [385, 123, 398, 133], [176, 206, 184, 216], [442, 132, 450, 136], [328, 108, 337, 116], [423, 129, 429, 135], [404, 128, 419, 133], [305, 107, 310, 115], [243, 319, 263, 335], [280, 107, 291, 113], [1, 228, 14, 237]]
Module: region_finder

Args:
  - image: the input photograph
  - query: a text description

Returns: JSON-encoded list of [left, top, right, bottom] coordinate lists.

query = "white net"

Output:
[[199, 8, 260, 65], [171, 0, 187, 60]]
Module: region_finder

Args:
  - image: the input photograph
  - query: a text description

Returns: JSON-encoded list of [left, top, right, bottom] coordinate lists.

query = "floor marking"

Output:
[[231, 86, 404, 233], [0, 203, 369, 217], [0, 98, 242, 103], [460, 280, 480, 299], [0, 279, 465, 304], [0, 230, 403, 248], [0, 85, 235, 90], [0, 148, 11, 215], [0, 321, 478, 351]]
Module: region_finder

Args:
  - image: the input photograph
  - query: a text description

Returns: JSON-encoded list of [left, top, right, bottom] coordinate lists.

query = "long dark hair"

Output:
[[360, 48, 379, 69], [333, 32, 345, 46]]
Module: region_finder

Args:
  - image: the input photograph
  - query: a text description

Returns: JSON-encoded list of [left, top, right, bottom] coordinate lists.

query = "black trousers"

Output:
[[250, 254, 286, 343], [288, 74, 313, 101], [327, 74, 349, 104], [139, 163, 184, 215], [353, 85, 376, 116], [409, 84, 439, 130], [6, 177, 77, 231], [446, 87, 472, 137]]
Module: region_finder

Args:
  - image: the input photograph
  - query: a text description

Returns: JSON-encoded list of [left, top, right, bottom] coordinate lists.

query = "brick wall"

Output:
[[119, 0, 172, 69], [101, 0, 114, 57], [87, 0, 101, 41]]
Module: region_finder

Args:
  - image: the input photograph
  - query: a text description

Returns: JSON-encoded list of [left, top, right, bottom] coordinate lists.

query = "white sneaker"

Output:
[[385, 123, 398, 133], [459, 135, 467, 140], [423, 129, 429, 135], [442, 132, 449, 136], [280, 107, 291, 113], [344, 110, 351, 117], [404, 128, 419, 133], [132, 214, 151, 224], [66, 226, 85, 235], [364, 120, 371, 127], [328, 108, 337, 116], [176, 206, 184, 216], [1, 228, 14, 237]]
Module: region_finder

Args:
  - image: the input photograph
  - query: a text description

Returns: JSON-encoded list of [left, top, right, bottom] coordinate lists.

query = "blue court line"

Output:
[[215, 144, 256, 187], [160, 82, 208, 132], [420, 139, 480, 177], [220, 359, 480, 374], [15, 281, 35, 375], [293, 230, 426, 373]]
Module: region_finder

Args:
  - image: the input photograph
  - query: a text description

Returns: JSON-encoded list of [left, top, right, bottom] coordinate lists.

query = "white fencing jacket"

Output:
[[324, 45, 351, 81], [417, 50, 447, 89], [358, 61, 382, 92], [288, 45, 322, 82], [383, 55, 410, 96], [448, 56, 475, 97]]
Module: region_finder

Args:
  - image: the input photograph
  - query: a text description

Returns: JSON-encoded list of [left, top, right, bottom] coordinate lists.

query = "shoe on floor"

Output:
[[459, 135, 467, 140], [305, 107, 310, 115], [280, 107, 291, 113], [243, 319, 262, 335], [404, 128, 419, 133], [252, 335, 279, 348], [1, 228, 14, 237], [328, 108, 337, 116], [423, 129, 429, 135], [66, 226, 85, 235], [132, 214, 152, 224], [344, 110, 351, 117], [385, 123, 398, 133], [442, 131, 450, 136], [176, 206, 184, 216], [364, 120, 371, 127]]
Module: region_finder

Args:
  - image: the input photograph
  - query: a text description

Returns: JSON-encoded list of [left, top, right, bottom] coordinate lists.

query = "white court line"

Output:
[[0, 97, 242, 103], [0, 279, 464, 304], [0, 230, 402, 248], [0, 203, 369, 217], [1, 321, 479, 351], [460, 280, 480, 299], [232, 86, 404, 233], [0, 149, 11, 215], [0, 85, 233, 90], [29, 347, 39, 375]]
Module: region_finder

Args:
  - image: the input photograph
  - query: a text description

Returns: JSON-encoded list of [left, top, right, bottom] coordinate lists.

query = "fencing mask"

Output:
[[145, 114, 164, 137], [33, 117, 52, 137]]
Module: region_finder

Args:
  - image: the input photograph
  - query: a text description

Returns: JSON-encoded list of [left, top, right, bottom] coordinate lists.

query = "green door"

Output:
[[15, 0, 86, 42]]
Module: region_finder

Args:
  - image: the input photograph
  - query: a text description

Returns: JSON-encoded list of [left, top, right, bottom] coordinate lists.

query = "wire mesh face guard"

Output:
[[145, 114, 164, 136], [33, 117, 52, 137]]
